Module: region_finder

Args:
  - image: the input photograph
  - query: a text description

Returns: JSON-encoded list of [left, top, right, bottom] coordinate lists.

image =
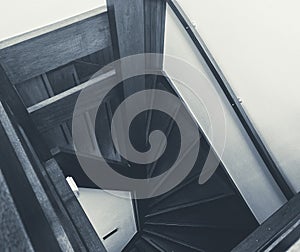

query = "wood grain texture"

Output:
[[106, 0, 166, 168], [107, 0, 147, 157], [108, 0, 166, 62], [144, 0, 166, 69], [0, 64, 52, 161], [0, 7, 107, 50], [109, 0, 145, 58], [28, 70, 115, 133], [0, 170, 34, 252], [0, 12, 112, 84], [47, 64, 80, 95], [0, 104, 73, 252], [107, 0, 146, 94], [16, 75, 50, 107], [19, 128, 87, 252], [45, 158, 107, 252], [0, 103, 62, 252], [0, 102, 106, 251], [15, 72, 69, 149], [0, 102, 76, 252]]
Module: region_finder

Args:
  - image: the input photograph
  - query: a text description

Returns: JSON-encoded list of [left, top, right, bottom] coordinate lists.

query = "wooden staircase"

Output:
[[0, 4, 264, 251]]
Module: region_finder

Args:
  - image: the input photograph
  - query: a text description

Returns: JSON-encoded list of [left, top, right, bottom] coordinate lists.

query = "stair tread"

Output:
[[143, 233, 196, 252], [141, 236, 165, 252], [144, 230, 204, 252], [149, 170, 233, 214], [146, 195, 257, 229], [135, 238, 158, 252], [144, 224, 248, 252]]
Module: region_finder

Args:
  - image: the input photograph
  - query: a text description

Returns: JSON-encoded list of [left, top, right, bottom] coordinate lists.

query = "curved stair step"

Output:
[[144, 230, 205, 252], [148, 169, 234, 214], [135, 238, 158, 252], [141, 236, 165, 252], [144, 221, 238, 231], [144, 224, 246, 252], [146, 195, 257, 230], [143, 233, 203, 252], [129, 246, 139, 252], [146, 193, 234, 218]]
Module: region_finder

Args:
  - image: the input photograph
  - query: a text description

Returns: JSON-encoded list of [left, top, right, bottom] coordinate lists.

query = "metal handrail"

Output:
[[166, 0, 294, 200]]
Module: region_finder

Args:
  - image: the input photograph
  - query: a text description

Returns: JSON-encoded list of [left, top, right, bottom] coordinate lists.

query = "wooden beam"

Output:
[[0, 102, 107, 251], [107, 0, 145, 59], [107, 0, 147, 96], [0, 7, 107, 50], [28, 70, 115, 133], [45, 159, 107, 252], [107, 0, 166, 92], [233, 193, 300, 252], [0, 12, 112, 84], [144, 0, 166, 68], [107, 0, 166, 60], [107, 0, 166, 91], [0, 169, 34, 252], [106, 0, 166, 166], [0, 103, 62, 252]]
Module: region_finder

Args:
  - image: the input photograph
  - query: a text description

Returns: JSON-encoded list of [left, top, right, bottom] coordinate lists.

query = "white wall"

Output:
[[78, 189, 137, 252], [163, 5, 287, 224], [175, 0, 300, 192], [0, 0, 105, 41]]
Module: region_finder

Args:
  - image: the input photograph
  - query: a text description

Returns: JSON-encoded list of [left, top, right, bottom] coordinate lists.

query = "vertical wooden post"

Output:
[[106, 0, 167, 229], [144, 0, 166, 69], [106, 0, 167, 123], [107, 0, 166, 68]]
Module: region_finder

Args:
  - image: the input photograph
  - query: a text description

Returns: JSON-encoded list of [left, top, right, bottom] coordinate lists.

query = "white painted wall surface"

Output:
[[163, 2, 295, 223], [175, 0, 300, 192], [78, 189, 137, 252], [0, 0, 105, 41]]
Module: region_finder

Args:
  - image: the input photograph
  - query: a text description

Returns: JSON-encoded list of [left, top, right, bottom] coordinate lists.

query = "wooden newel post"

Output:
[[106, 0, 167, 226], [107, 0, 166, 73]]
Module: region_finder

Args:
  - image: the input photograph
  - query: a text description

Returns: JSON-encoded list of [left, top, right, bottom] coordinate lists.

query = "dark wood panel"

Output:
[[0, 65, 52, 161], [0, 102, 75, 252], [144, 0, 166, 69], [0, 101, 106, 251], [47, 64, 80, 95], [0, 170, 34, 252], [108, 0, 145, 58], [75, 61, 103, 84], [79, 46, 114, 67], [15, 73, 70, 149], [0, 103, 62, 252], [0, 12, 111, 84], [108, 0, 165, 60], [107, 0, 166, 158], [44, 63, 80, 148], [28, 70, 115, 132], [19, 126, 87, 251], [16, 76, 50, 107], [45, 159, 107, 252], [107, 0, 146, 98]]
